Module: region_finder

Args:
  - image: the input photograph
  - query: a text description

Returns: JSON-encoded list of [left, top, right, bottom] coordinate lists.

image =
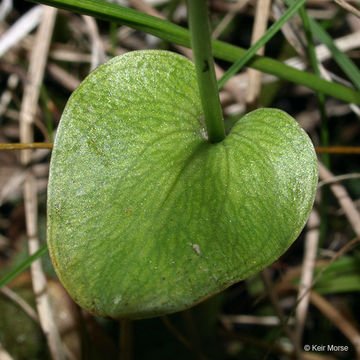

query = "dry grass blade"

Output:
[[318, 162, 360, 237], [0, 0, 13, 23], [220, 314, 295, 326], [19, 5, 66, 360], [82, 15, 107, 70], [296, 209, 320, 344], [334, 0, 360, 18], [246, 0, 272, 107], [272, 0, 306, 58], [24, 171, 65, 360], [49, 47, 92, 63], [0, 286, 39, 323], [314, 31, 360, 67], [318, 173, 360, 187], [19, 5, 55, 163], [0, 343, 14, 360], [317, 63, 360, 116], [0, 6, 43, 58], [0, 74, 19, 117], [47, 63, 81, 91], [261, 31, 360, 81]]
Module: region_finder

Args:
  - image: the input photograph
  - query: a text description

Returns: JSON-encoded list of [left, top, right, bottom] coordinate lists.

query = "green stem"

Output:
[[119, 319, 133, 360], [187, 0, 225, 143]]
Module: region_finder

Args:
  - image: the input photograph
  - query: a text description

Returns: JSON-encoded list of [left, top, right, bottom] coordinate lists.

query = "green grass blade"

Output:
[[298, 5, 330, 247], [218, 0, 307, 89], [215, 42, 360, 105], [30, 0, 360, 105], [285, 0, 360, 91], [298, 6, 329, 152], [30, 0, 190, 46], [0, 244, 48, 288], [309, 20, 360, 90]]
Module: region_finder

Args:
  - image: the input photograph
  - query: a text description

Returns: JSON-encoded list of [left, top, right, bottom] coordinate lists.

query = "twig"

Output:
[[0, 143, 53, 150], [315, 146, 360, 154], [295, 209, 320, 344], [19, 5, 65, 360], [333, 0, 360, 18], [0, 286, 39, 323], [246, 0, 272, 107], [318, 173, 360, 188], [318, 161, 360, 237]]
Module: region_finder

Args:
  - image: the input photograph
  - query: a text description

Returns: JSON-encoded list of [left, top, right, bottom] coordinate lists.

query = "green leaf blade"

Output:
[[48, 51, 318, 319]]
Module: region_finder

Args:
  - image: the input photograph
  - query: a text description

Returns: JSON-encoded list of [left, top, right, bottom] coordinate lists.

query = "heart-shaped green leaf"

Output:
[[47, 50, 318, 319]]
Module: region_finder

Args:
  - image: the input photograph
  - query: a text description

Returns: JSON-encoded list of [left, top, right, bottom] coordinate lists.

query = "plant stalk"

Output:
[[0, 142, 53, 150], [187, 0, 225, 143], [119, 319, 133, 360]]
